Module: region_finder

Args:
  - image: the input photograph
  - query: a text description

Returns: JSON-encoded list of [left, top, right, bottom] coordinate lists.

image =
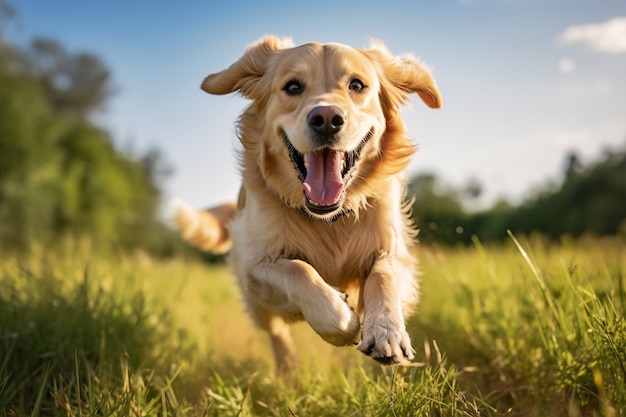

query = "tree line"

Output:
[[409, 147, 626, 245]]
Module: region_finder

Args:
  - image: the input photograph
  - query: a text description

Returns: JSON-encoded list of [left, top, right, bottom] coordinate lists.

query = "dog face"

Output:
[[202, 36, 441, 220]]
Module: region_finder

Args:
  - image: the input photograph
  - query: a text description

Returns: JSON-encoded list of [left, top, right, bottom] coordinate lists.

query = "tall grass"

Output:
[[0, 235, 624, 416]]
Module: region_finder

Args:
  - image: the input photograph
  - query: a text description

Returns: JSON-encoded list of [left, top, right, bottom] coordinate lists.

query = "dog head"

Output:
[[202, 36, 441, 221]]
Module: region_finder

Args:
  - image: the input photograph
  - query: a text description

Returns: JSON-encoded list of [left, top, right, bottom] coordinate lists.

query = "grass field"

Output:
[[1, 234, 624, 416]]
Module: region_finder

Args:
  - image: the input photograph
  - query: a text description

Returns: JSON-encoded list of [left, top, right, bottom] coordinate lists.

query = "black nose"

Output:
[[307, 106, 345, 136]]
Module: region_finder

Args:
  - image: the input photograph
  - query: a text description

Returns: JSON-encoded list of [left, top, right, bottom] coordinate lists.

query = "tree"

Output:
[[0, 15, 179, 254], [564, 151, 583, 181], [0, 67, 62, 247], [408, 174, 468, 244], [22, 38, 114, 117]]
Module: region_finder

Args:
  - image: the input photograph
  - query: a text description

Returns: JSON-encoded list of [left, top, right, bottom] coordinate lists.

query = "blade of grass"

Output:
[[507, 230, 562, 323], [30, 364, 50, 417]]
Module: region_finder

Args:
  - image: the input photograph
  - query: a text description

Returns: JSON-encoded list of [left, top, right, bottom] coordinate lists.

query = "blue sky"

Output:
[[5, 0, 626, 212]]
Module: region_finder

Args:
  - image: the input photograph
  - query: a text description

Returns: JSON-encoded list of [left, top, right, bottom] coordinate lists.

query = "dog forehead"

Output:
[[273, 42, 376, 78]]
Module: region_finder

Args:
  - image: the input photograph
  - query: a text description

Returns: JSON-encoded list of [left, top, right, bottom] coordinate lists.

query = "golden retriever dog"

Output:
[[175, 36, 441, 374]]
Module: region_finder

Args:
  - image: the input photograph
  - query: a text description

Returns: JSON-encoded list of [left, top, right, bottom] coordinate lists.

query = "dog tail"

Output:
[[173, 199, 237, 254]]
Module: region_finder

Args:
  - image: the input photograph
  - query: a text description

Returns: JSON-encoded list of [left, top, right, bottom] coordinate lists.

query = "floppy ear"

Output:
[[201, 35, 294, 98], [367, 40, 442, 109]]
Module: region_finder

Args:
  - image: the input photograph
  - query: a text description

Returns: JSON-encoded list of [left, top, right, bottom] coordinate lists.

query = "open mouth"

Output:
[[282, 129, 373, 217]]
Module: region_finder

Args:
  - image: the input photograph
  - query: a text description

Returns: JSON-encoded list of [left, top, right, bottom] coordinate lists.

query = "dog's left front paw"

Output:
[[358, 319, 415, 365]]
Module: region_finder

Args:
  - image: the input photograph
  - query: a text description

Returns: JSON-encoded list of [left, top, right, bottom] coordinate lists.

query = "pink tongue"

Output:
[[303, 150, 344, 205]]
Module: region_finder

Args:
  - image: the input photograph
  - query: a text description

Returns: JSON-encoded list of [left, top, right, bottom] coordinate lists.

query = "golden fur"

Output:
[[175, 36, 441, 374]]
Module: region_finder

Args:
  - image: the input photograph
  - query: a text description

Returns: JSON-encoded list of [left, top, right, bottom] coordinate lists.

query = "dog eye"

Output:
[[349, 79, 365, 92], [284, 80, 304, 96]]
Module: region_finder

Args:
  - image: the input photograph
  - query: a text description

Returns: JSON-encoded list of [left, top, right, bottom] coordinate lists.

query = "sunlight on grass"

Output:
[[1, 236, 624, 416]]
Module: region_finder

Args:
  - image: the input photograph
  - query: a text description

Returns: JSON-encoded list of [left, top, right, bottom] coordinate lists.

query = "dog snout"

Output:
[[307, 106, 345, 137]]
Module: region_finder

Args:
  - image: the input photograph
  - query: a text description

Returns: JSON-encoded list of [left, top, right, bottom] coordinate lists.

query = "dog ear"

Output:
[[367, 40, 442, 110], [201, 36, 294, 99]]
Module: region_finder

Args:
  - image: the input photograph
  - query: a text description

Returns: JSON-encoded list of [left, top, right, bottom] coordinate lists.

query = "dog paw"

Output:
[[358, 319, 415, 365], [305, 288, 361, 347]]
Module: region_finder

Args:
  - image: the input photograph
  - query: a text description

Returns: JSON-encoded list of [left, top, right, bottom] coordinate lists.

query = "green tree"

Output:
[[0, 67, 63, 247], [26, 38, 113, 117], [0, 11, 180, 254], [408, 173, 468, 244]]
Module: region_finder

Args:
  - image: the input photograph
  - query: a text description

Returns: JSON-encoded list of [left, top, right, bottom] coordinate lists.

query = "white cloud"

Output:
[[557, 17, 626, 53], [558, 58, 575, 74]]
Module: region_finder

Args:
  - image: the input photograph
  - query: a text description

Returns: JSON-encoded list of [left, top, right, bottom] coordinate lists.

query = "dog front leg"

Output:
[[248, 258, 361, 346], [358, 255, 416, 364]]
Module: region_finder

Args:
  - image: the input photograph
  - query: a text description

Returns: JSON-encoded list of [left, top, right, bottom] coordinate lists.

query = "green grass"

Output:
[[0, 235, 624, 416]]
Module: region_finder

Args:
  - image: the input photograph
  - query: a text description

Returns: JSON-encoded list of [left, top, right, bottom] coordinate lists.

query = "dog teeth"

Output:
[[308, 198, 334, 207]]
